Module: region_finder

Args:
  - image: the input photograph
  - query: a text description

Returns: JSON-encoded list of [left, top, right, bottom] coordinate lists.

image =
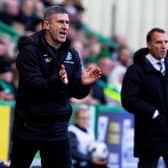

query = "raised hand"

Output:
[[81, 64, 102, 85], [59, 64, 68, 84]]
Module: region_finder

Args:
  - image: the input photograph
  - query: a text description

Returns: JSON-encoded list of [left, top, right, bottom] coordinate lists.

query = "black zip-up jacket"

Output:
[[121, 48, 168, 156], [12, 30, 90, 140]]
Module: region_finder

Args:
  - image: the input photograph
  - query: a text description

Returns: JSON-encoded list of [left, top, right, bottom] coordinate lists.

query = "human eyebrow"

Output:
[[57, 19, 69, 24]]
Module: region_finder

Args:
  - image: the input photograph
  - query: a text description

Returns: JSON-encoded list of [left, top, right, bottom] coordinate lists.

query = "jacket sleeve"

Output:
[[121, 65, 156, 119]]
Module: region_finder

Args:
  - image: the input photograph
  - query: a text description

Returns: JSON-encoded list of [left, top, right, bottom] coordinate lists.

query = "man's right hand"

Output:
[[59, 64, 68, 85]]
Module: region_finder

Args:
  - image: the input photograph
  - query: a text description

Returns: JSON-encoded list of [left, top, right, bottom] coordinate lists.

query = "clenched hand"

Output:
[[59, 64, 68, 84]]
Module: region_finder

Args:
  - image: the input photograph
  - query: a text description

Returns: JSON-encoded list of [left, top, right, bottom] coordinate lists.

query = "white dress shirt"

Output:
[[146, 54, 165, 72]]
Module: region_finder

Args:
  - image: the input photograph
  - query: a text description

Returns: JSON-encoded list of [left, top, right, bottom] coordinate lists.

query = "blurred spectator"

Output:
[[85, 40, 101, 65], [68, 23, 89, 63], [69, 108, 107, 168], [108, 64, 126, 93], [0, 34, 15, 61], [112, 33, 128, 48], [116, 45, 132, 67], [0, 59, 16, 101], [0, 0, 20, 26], [91, 55, 114, 104], [61, 0, 86, 30], [89, 41, 101, 58], [72, 39, 84, 60], [34, 0, 45, 19], [16, 0, 36, 31], [62, 0, 77, 16], [11, 21, 26, 34], [108, 45, 132, 93], [73, 3, 85, 29]]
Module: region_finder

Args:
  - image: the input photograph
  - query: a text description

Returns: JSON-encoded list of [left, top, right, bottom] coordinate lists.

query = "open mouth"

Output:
[[60, 31, 67, 36]]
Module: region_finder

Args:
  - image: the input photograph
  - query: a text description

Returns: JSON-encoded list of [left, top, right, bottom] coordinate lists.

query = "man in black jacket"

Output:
[[121, 27, 168, 168], [9, 5, 101, 168]]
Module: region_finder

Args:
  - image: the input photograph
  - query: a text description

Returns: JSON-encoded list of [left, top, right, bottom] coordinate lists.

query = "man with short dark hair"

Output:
[[121, 27, 168, 168], [9, 5, 101, 168]]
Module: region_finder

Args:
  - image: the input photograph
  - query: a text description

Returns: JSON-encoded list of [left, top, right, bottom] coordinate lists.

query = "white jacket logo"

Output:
[[43, 54, 53, 63], [64, 52, 74, 64]]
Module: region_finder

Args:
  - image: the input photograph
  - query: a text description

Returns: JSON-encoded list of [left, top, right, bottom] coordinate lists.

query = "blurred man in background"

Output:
[[69, 108, 107, 168]]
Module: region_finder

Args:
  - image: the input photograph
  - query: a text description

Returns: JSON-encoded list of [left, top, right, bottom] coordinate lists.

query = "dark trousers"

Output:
[[138, 155, 168, 168], [9, 138, 72, 168]]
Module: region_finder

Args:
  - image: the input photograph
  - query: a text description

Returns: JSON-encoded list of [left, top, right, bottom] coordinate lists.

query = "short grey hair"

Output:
[[43, 5, 68, 20]]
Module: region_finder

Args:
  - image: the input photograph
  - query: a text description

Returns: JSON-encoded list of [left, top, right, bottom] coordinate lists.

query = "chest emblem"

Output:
[[43, 54, 53, 63], [45, 57, 52, 63], [64, 52, 74, 64], [65, 52, 72, 60]]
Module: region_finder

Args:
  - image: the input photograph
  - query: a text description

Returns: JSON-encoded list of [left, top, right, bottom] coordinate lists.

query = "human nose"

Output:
[[62, 22, 69, 29], [161, 42, 167, 49]]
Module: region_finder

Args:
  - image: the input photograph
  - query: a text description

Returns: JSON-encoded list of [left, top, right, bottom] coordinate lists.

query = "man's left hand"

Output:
[[81, 64, 102, 85]]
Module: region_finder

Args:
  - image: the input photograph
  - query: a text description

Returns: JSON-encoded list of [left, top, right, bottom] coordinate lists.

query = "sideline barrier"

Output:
[[96, 105, 138, 168], [2, 103, 165, 167], [0, 103, 132, 165], [0, 102, 14, 161], [70, 105, 138, 168], [0, 106, 10, 161]]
